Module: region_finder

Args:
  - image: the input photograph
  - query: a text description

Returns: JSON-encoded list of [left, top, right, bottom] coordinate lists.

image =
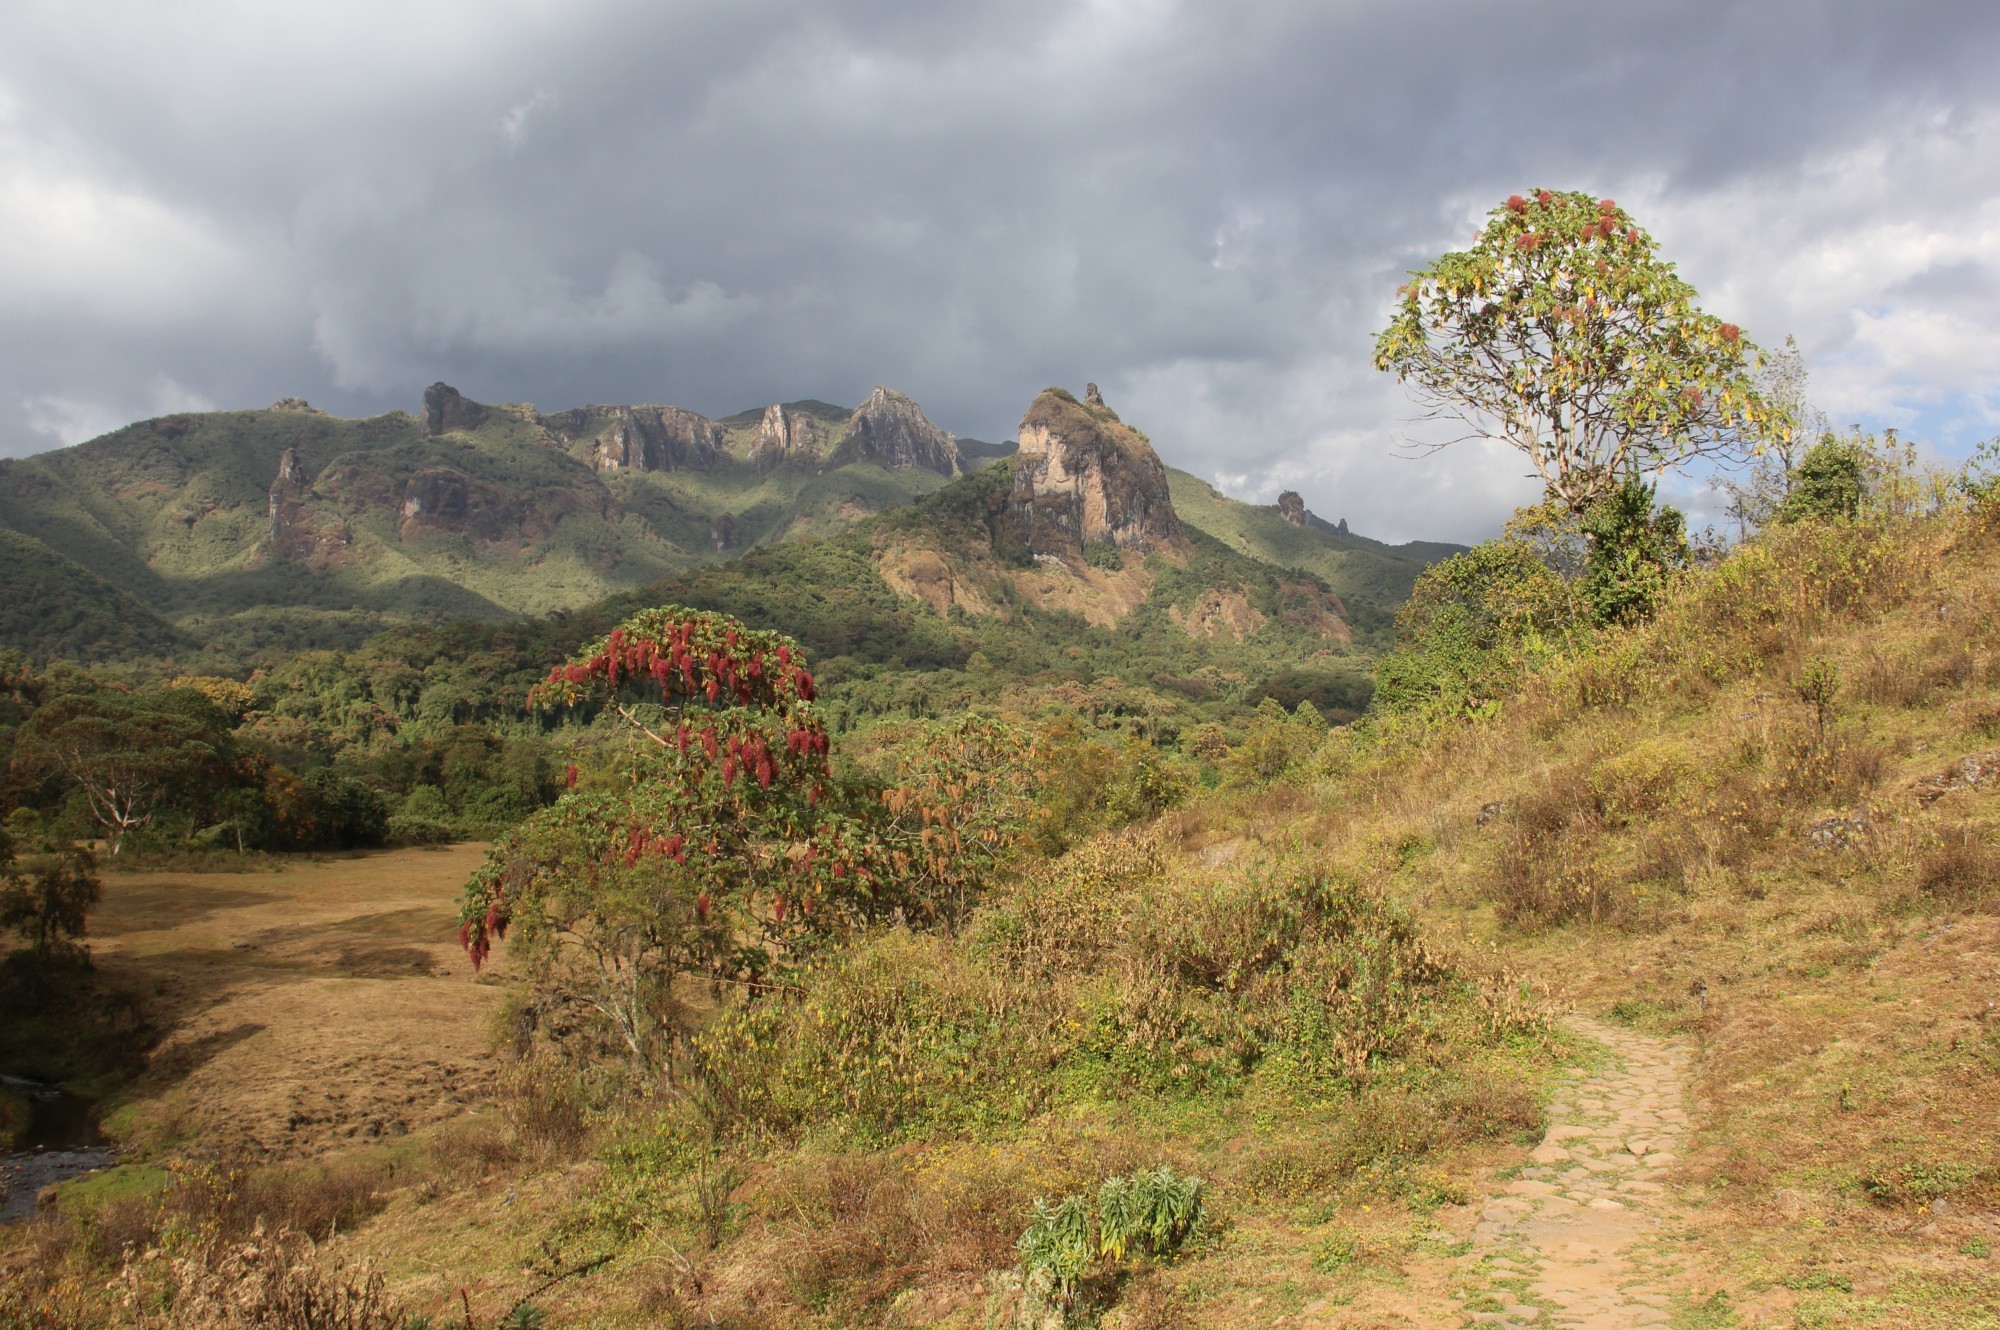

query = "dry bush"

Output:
[[1626, 823, 1708, 895], [425, 1115, 520, 1185], [504, 1061, 591, 1162], [1241, 1069, 1539, 1201], [158, 1157, 391, 1248], [975, 829, 1164, 975], [704, 1145, 1050, 1325], [762, 1153, 931, 1311], [1484, 766, 1628, 928], [1100, 1272, 1191, 1329], [1915, 829, 1999, 909], [120, 1227, 406, 1330], [0, 1226, 106, 1329], [1767, 729, 1888, 807], [1852, 635, 1981, 711]]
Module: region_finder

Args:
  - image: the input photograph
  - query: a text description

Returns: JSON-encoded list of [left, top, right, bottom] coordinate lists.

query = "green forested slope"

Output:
[[0, 527, 193, 662]]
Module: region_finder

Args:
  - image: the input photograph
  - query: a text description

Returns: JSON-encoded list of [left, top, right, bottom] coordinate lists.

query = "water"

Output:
[[1, 1074, 117, 1224]]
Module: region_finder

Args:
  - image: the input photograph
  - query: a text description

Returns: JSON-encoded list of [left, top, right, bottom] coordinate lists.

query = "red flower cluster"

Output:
[[544, 614, 819, 715], [1718, 323, 1741, 343], [460, 899, 511, 971], [620, 822, 688, 868]]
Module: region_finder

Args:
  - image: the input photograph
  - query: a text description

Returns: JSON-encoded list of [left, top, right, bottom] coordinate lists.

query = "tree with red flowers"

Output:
[[1374, 188, 1788, 513], [456, 607, 887, 1068]]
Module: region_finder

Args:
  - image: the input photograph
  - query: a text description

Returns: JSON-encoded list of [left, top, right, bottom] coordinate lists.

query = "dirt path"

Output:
[[1452, 1017, 1694, 1328]]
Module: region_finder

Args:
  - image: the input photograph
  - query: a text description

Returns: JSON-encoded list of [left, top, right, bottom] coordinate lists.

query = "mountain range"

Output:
[[0, 381, 1461, 667]]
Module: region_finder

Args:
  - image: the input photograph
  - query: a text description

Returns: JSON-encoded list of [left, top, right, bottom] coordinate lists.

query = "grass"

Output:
[[8, 505, 2000, 1326]]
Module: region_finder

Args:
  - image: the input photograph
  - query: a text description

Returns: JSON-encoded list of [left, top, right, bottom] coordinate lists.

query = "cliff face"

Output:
[[423, 383, 488, 437], [1008, 387, 1183, 559], [749, 403, 828, 472], [266, 447, 354, 569], [828, 387, 959, 475], [543, 404, 723, 473], [397, 466, 604, 550]]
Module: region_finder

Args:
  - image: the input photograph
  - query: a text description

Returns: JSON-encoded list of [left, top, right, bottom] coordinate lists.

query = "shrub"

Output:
[[118, 1227, 407, 1330], [1916, 830, 1998, 909], [1775, 436, 1865, 524], [1372, 537, 1586, 722], [1578, 477, 1689, 627], [1490, 842, 1620, 928]]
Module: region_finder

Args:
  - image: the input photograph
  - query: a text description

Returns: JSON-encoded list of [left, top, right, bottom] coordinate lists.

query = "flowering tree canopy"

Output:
[[456, 606, 1050, 1069], [1373, 188, 1788, 513]]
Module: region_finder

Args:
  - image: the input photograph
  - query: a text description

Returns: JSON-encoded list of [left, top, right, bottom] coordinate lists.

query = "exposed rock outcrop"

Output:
[[1008, 386, 1183, 560], [423, 383, 488, 437], [749, 404, 828, 472], [398, 467, 600, 549], [828, 387, 959, 475], [266, 448, 352, 568], [1277, 491, 1307, 526], [710, 513, 739, 552], [542, 405, 723, 473]]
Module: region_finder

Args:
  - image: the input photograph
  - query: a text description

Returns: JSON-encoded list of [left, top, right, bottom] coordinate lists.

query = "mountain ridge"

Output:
[[0, 385, 1465, 663]]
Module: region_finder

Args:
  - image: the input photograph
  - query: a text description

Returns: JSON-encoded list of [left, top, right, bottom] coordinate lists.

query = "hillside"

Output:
[[6, 465, 1998, 1328], [0, 387, 1457, 668], [0, 527, 193, 663], [608, 388, 1461, 730], [0, 387, 963, 658], [1165, 471, 1464, 635]]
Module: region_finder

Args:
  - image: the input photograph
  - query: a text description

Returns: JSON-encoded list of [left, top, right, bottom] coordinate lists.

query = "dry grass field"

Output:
[[87, 845, 509, 1161]]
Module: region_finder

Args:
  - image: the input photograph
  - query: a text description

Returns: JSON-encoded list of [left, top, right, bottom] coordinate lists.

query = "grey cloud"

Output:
[[4, 0, 2000, 541]]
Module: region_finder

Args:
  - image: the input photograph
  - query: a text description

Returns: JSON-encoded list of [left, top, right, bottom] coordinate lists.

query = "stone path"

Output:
[[1453, 1017, 1694, 1328]]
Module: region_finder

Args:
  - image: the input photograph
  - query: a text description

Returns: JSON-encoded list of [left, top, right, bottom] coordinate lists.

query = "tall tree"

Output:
[[457, 608, 881, 1070], [12, 686, 235, 853], [1374, 188, 1787, 512]]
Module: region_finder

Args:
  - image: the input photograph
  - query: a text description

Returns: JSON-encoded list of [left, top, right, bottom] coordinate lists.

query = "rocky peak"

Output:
[[749, 403, 828, 472], [1009, 386, 1183, 559], [1277, 491, 1307, 526], [594, 406, 720, 473], [270, 397, 323, 414], [423, 383, 488, 437], [266, 448, 352, 568], [539, 404, 723, 473], [1084, 382, 1108, 411], [829, 387, 959, 475]]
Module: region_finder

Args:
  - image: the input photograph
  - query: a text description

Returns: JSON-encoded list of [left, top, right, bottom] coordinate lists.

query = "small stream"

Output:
[[1, 1074, 117, 1224]]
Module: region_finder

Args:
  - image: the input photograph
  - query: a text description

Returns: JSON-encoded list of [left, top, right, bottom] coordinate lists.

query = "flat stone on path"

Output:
[[1447, 1016, 1695, 1329]]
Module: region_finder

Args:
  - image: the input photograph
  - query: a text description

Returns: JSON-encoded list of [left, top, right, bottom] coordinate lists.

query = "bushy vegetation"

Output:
[[11, 351, 2000, 1326]]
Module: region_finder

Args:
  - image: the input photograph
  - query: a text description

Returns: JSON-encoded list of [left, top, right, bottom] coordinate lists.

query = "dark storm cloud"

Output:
[[5, 0, 2000, 539]]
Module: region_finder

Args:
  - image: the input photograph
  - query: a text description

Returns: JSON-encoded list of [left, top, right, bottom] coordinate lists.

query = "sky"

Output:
[[4, 0, 1999, 543]]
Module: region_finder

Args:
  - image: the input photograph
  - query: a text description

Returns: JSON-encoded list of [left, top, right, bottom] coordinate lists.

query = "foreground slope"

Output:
[[8, 503, 1992, 1329], [1252, 505, 2000, 1325]]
